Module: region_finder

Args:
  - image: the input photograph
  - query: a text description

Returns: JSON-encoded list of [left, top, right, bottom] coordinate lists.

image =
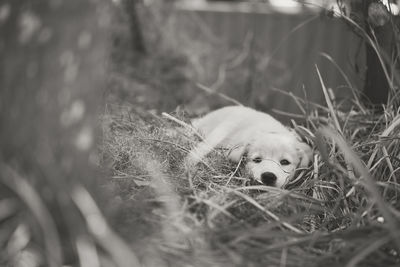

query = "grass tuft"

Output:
[[99, 92, 400, 266]]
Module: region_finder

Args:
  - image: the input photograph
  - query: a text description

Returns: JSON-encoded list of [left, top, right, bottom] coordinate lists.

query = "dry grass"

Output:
[[98, 88, 400, 266]]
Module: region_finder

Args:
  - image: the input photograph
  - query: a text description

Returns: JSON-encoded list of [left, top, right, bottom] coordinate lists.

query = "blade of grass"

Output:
[[279, 247, 288, 267], [208, 200, 238, 224], [196, 83, 243, 106], [381, 115, 400, 136], [345, 235, 391, 267], [339, 14, 399, 92], [271, 109, 306, 120], [319, 52, 353, 89], [226, 156, 243, 186], [316, 65, 342, 133], [76, 236, 100, 267], [257, 15, 319, 71], [379, 115, 400, 196], [0, 163, 62, 267], [197, 197, 236, 221], [71, 186, 141, 267], [161, 112, 203, 140], [230, 189, 303, 234], [270, 87, 327, 111], [319, 52, 366, 114], [318, 127, 400, 249]]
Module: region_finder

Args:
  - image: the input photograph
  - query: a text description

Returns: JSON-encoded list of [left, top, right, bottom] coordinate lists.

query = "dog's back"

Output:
[[192, 106, 288, 137]]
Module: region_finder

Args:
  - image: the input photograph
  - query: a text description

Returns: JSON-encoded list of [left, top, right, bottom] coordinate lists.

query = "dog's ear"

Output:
[[227, 144, 249, 163], [289, 127, 313, 167], [296, 142, 313, 168]]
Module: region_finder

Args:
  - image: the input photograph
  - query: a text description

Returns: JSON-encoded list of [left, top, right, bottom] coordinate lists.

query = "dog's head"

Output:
[[229, 131, 312, 188]]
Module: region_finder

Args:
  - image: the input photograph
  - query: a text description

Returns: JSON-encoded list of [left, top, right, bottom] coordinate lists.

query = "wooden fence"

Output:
[[171, 2, 365, 116]]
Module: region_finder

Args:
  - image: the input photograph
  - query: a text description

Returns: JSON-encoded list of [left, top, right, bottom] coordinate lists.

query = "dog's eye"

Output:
[[280, 159, 291, 165], [252, 157, 262, 163]]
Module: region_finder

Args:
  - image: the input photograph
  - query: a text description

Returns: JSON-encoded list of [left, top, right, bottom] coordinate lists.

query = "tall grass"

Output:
[[2, 1, 400, 267], [98, 90, 400, 266]]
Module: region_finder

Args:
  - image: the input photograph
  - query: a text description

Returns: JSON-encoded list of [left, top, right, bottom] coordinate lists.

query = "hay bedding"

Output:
[[101, 104, 400, 266]]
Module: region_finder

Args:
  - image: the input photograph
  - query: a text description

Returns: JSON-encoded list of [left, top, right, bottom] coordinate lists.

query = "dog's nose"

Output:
[[261, 172, 277, 186]]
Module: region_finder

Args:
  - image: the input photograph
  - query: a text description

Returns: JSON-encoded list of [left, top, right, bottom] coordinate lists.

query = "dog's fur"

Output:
[[187, 106, 312, 188]]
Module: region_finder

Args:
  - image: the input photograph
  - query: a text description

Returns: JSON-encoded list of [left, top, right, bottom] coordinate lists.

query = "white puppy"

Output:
[[188, 106, 312, 188]]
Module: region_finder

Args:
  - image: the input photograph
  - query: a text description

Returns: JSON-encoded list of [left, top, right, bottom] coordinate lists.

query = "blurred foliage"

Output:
[[0, 0, 140, 266]]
